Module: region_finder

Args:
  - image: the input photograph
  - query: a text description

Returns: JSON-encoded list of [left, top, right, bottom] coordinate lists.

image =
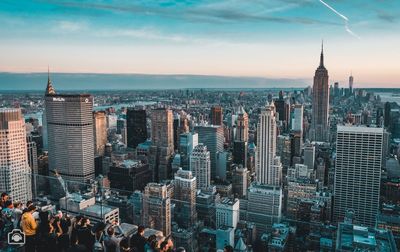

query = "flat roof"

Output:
[[337, 125, 384, 133], [82, 204, 117, 215]]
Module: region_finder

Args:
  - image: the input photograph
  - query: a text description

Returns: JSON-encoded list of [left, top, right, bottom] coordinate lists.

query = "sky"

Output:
[[0, 0, 399, 88]]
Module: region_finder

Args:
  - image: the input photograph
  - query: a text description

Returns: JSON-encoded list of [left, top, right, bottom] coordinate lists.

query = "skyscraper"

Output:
[[275, 91, 290, 131], [291, 104, 303, 132], [127, 108, 147, 149], [211, 106, 223, 126], [27, 137, 38, 198], [173, 113, 180, 151], [334, 82, 340, 97], [234, 106, 249, 167], [334, 125, 383, 227], [149, 108, 174, 181], [143, 183, 171, 237], [349, 74, 354, 95], [45, 81, 95, 183], [256, 102, 282, 186], [303, 143, 315, 171], [173, 168, 197, 228], [179, 132, 198, 170], [0, 108, 32, 203], [311, 43, 330, 142], [93, 111, 107, 156], [235, 106, 249, 142], [190, 144, 211, 190], [194, 125, 224, 179]]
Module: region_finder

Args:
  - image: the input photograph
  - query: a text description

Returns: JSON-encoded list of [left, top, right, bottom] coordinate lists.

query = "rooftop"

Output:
[[82, 204, 117, 216]]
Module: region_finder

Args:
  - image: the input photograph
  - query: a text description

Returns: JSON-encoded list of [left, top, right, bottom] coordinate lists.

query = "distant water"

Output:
[[94, 101, 157, 111], [0, 72, 309, 90], [376, 92, 400, 104]]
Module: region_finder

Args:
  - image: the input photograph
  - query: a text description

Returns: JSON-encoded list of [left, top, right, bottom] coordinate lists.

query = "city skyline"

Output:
[[1, 1, 400, 251], [1, 1, 400, 87]]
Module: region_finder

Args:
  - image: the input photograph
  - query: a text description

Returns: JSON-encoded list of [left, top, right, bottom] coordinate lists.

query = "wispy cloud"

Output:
[[318, 0, 361, 39], [376, 10, 397, 23], [95, 27, 187, 43], [58, 20, 87, 32], [51, 1, 340, 26]]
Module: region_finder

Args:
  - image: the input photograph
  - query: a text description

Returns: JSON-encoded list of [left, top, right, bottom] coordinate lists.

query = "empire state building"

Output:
[[311, 43, 330, 142]]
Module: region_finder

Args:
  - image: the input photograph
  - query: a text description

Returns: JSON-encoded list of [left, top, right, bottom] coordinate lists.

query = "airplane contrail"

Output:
[[318, 0, 360, 39]]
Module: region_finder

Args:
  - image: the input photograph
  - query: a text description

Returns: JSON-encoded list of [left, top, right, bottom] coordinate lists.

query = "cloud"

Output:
[[376, 10, 397, 23], [95, 27, 187, 43], [51, 1, 340, 26], [58, 20, 87, 32]]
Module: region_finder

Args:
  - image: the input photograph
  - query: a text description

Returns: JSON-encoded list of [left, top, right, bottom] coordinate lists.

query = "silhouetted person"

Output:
[[130, 226, 146, 252]]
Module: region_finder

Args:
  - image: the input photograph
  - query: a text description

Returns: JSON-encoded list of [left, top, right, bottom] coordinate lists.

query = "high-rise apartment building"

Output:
[[256, 102, 282, 186], [0, 108, 32, 203], [143, 183, 171, 237], [149, 108, 174, 181], [173, 168, 197, 228], [190, 144, 211, 190], [127, 108, 147, 149], [45, 82, 95, 183], [311, 43, 330, 142], [334, 125, 383, 227], [93, 111, 107, 156], [194, 125, 224, 180], [211, 106, 223, 126]]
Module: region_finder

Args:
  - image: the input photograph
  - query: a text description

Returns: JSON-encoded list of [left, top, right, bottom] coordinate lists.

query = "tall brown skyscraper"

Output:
[[93, 111, 107, 156], [149, 108, 174, 181], [236, 106, 249, 142], [234, 106, 249, 167], [311, 43, 330, 142], [211, 106, 223, 126]]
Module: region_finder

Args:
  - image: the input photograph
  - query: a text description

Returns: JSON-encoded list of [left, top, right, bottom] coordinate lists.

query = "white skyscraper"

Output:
[[256, 102, 282, 186], [0, 108, 32, 203], [291, 104, 304, 132], [190, 144, 211, 190], [334, 125, 383, 227]]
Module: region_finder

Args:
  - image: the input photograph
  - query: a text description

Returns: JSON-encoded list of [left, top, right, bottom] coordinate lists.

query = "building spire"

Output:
[[319, 40, 324, 67], [47, 65, 50, 84], [45, 66, 56, 95]]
